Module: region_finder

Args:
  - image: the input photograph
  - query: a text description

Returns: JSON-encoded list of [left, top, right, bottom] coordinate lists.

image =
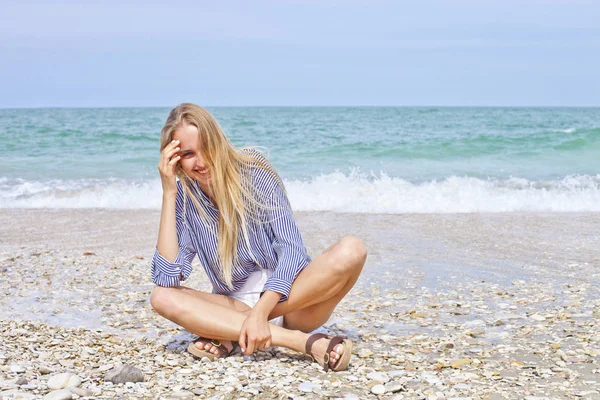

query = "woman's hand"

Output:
[[158, 139, 181, 196], [239, 310, 272, 355]]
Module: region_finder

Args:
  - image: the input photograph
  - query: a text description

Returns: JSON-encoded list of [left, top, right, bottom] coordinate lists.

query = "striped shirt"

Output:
[[151, 160, 312, 302]]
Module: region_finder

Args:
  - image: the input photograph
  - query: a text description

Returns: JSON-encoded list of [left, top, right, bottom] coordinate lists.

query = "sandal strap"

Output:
[[305, 333, 329, 369], [305, 333, 327, 356], [305, 333, 346, 372], [325, 336, 346, 371], [325, 336, 345, 356], [195, 337, 231, 358]]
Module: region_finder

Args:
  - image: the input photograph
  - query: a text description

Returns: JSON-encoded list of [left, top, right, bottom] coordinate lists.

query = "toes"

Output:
[[329, 351, 339, 364], [194, 341, 218, 354], [193, 339, 233, 357], [329, 344, 344, 366]]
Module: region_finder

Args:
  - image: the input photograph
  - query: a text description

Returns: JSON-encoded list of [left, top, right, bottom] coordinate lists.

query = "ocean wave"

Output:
[[0, 178, 161, 209], [286, 171, 600, 213], [1, 172, 599, 213]]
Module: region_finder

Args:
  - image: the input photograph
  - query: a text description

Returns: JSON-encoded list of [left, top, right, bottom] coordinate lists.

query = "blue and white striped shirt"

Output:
[[151, 161, 312, 302]]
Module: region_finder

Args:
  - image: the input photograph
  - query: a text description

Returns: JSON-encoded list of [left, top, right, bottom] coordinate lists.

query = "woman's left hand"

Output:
[[239, 311, 272, 355]]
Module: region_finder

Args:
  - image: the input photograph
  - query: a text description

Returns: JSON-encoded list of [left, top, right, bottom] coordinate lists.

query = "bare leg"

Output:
[[151, 236, 367, 367], [151, 286, 331, 363], [170, 288, 251, 355], [271, 236, 367, 332], [271, 236, 367, 366]]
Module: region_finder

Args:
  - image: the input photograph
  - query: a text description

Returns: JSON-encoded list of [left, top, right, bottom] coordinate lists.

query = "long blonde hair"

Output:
[[160, 103, 284, 288]]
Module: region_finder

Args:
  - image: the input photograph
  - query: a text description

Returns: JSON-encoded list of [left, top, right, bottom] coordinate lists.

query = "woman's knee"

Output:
[[335, 236, 367, 271], [150, 286, 178, 317]]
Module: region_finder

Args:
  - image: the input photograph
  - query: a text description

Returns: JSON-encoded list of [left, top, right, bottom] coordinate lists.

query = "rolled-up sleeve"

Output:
[[151, 191, 197, 287], [262, 179, 312, 302]]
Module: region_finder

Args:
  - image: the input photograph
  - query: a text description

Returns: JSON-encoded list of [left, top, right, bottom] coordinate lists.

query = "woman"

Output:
[[150, 103, 366, 372]]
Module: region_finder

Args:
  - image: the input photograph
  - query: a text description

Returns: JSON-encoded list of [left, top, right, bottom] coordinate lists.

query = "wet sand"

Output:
[[1, 209, 599, 399]]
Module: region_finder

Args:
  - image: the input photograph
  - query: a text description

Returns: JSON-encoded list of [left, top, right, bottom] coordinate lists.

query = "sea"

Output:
[[0, 107, 598, 213]]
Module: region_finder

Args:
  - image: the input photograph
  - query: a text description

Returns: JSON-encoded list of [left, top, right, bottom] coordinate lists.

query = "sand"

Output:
[[0, 209, 599, 399]]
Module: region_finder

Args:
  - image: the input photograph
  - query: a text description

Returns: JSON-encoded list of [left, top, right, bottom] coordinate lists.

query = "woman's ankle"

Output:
[[273, 328, 311, 354]]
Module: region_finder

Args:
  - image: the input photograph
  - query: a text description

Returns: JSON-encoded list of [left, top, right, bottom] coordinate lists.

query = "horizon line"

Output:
[[1, 104, 600, 110]]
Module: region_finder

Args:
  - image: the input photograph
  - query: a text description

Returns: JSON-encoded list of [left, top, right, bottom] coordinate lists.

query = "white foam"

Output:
[[559, 128, 576, 133], [0, 178, 162, 209], [286, 171, 600, 213], [1, 172, 599, 213]]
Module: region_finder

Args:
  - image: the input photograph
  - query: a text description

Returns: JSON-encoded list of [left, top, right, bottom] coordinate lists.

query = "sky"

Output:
[[1, 0, 599, 107]]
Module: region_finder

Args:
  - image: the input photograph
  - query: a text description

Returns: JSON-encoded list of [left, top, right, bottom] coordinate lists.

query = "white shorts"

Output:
[[229, 269, 285, 327]]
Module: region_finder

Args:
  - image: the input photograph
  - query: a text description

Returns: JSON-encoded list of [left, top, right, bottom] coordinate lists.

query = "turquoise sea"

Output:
[[0, 107, 598, 212]]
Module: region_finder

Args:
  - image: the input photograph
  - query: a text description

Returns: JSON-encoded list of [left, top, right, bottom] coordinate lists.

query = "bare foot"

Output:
[[193, 339, 234, 357], [310, 337, 346, 369]]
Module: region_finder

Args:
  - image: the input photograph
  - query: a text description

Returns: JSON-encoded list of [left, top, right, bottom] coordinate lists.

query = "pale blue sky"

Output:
[[1, 0, 599, 107]]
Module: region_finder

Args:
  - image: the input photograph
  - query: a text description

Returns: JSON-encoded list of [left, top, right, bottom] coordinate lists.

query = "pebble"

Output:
[[69, 387, 96, 397], [371, 384, 386, 395], [385, 382, 405, 393], [388, 370, 406, 378], [0, 390, 37, 400], [171, 391, 195, 398], [529, 314, 546, 322], [47, 373, 81, 390], [298, 382, 316, 393], [10, 364, 26, 373], [20, 384, 37, 390], [43, 389, 73, 400], [104, 365, 144, 384], [438, 342, 455, 351], [453, 383, 471, 390], [1, 218, 599, 400], [367, 371, 390, 383], [39, 366, 54, 375], [485, 394, 506, 400], [98, 364, 114, 372], [358, 348, 374, 358], [450, 359, 472, 368], [15, 377, 28, 385]]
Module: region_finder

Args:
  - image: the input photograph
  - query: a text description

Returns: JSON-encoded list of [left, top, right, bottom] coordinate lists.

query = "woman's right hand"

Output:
[[158, 139, 181, 196]]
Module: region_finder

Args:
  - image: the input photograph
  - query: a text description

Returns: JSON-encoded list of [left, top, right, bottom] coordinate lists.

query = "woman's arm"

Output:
[[251, 290, 282, 318], [156, 192, 179, 262], [156, 139, 181, 261], [238, 289, 281, 354], [151, 194, 196, 286], [151, 139, 196, 286], [239, 166, 310, 354]]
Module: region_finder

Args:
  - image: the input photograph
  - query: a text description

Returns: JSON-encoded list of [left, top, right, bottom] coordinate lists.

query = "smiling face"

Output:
[[172, 123, 213, 198]]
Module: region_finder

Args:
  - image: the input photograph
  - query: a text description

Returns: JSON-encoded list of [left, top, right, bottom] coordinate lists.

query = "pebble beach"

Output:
[[0, 209, 599, 400]]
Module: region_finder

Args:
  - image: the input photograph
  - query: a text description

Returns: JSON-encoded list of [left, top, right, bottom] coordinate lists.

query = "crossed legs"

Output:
[[150, 236, 367, 368]]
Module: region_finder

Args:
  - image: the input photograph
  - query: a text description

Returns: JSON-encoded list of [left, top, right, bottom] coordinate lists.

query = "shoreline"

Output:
[[1, 209, 599, 399]]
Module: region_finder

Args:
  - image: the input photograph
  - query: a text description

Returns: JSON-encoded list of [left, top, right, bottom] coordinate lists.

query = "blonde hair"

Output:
[[160, 103, 284, 288]]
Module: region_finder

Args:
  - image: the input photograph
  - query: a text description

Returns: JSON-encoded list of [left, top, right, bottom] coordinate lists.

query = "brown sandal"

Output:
[[305, 333, 353, 372], [187, 337, 234, 361]]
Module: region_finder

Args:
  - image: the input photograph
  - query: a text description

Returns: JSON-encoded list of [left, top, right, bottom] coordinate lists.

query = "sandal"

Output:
[[187, 337, 235, 361], [305, 333, 353, 372]]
